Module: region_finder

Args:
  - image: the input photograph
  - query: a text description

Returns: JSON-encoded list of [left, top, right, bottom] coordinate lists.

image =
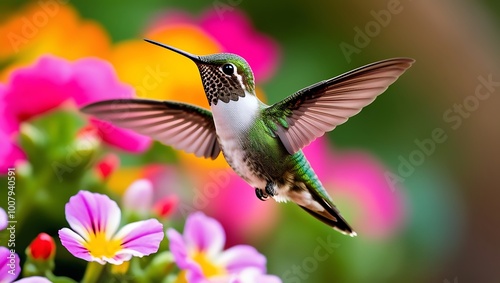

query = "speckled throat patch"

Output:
[[198, 64, 245, 105]]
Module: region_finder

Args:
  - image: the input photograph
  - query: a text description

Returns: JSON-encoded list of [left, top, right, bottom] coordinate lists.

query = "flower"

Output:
[[0, 4, 110, 80], [153, 195, 179, 219], [0, 246, 20, 283], [26, 233, 56, 261], [0, 207, 7, 231], [122, 179, 154, 216], [94, 153, 120, 180], [58, 191, 164, 265], [14, 277, 51, 283], [167, 212, 278, 283], [229, 268, 281, 283], [303, 138, 406, 239], [0, 55, 151, 170], [0, 130, 26, 174], [119, 174, 180, 219]]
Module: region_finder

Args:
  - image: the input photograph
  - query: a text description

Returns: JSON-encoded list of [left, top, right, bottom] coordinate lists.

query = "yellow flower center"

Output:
[[84, 231, 122, 259], [191, 250, 226, 278]]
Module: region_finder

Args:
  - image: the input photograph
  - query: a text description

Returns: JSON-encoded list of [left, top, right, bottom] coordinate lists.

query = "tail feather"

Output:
[[299, 204, 356, 237], [290, 151, 356, 236]]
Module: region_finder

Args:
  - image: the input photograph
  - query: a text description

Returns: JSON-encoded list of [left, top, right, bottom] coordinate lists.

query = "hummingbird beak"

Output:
[[144, 38, 203, 63]]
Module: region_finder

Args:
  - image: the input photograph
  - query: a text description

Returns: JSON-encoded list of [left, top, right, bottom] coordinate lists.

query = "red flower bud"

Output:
[[153, 195, 179, 218], [27, 233, 56, 260], [95, 153, 120, 180]]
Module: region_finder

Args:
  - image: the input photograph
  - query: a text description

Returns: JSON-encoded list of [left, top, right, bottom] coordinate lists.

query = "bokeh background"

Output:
[[1, 0, 499, 282]]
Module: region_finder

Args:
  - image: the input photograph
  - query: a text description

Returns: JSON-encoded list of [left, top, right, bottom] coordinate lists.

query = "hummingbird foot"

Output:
[[265, 181, 276, 197], [255, 188, 269, 201]]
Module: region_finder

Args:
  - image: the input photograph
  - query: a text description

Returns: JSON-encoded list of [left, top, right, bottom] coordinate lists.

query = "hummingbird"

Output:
[[82, 39, 414, 236]]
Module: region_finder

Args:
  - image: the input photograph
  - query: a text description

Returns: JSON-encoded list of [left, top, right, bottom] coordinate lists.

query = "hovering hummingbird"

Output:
[[82, 39, 414, 236]]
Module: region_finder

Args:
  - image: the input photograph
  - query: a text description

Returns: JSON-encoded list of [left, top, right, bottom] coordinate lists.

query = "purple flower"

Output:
[[58, 191, 164, 265], [0, 247, 20, 283], [14, 277, 52, 283], [167, 212, 279, 283]]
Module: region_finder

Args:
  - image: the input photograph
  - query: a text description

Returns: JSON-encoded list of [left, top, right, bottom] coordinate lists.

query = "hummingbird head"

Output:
[[144, 39, 255, 106]]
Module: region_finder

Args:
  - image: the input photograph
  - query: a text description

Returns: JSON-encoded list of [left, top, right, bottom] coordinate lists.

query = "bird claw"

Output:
[[265, 181, 276, 197], [255, 188, 268, 201]]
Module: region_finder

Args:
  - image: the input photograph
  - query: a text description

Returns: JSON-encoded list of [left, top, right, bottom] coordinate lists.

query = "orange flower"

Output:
[[0, 3, 110, 80]]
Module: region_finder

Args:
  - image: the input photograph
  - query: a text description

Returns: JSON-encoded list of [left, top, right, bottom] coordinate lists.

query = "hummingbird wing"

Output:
[[81, 99, 221, 159], [263, 58, 414, 154]]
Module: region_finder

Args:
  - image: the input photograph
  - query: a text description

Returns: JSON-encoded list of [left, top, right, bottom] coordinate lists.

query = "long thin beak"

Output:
[[144, 38, 203, 63]]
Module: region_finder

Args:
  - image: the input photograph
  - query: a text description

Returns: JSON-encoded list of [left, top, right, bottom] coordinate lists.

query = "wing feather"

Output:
[[263, 58, 414, 154], [81, 99, 221, 159]]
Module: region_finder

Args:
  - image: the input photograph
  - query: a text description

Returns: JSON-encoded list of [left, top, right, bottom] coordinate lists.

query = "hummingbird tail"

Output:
[[300, 205, 357, 237]]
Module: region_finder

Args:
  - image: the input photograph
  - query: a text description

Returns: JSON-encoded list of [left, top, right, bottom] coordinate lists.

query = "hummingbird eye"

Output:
[[221, 63, 236, 76]]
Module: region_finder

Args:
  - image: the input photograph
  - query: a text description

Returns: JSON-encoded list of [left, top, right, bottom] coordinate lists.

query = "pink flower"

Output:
[[1, 56, 151, 160], [303, 138, 406, 239], [0, 130, 25, 174], [167, 212, 279, 283], [0, 247, 20, 283], [147, 8, 279, 82], [58, 191, 164, 265]]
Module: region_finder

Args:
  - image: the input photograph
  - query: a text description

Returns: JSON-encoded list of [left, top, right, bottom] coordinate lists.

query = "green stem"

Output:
[[81, 262, 105, 283]]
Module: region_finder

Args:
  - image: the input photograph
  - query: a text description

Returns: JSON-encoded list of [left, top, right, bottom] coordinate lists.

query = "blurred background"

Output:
[[0, 0, 499, 282]]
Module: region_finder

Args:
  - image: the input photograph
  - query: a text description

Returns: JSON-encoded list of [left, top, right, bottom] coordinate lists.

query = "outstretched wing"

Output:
[[81, 99, 221, 159], [263, 58, 415, 154]]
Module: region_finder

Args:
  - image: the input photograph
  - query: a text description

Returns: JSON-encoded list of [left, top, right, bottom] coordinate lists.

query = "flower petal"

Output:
[[90, 118, 151, 153], [122, 179, 154, 215], [217, 245, 266, 274], [69, 58, 134, 106], [14, 276, 52, 283], [229, 268, 282, 283], [166, 228, 190, 269], [0, 247, 20, 282], [0, 83, 18, 135], [0, 207, 7, 231], [184, 212, 225, 257], [0, 131, 25, 174], [58, 228, 93, 262], [3, 56, 72, 123], [64, 191, 121, 240], [114, 219, 164, 257], [167, 228, 206, 282]]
